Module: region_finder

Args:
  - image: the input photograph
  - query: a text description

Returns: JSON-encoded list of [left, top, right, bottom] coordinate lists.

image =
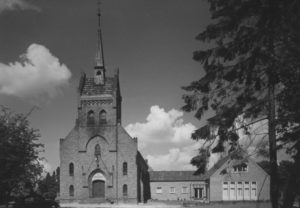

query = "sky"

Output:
[[0, 0, 214, 172]]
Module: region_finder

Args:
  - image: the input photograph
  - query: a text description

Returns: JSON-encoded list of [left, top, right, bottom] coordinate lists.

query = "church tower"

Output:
[[59, 1, 150, 204], [77, 0, 121, 127]]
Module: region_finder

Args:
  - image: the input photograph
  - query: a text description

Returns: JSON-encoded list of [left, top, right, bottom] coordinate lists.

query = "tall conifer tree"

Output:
[[182, 1, 300, 207]]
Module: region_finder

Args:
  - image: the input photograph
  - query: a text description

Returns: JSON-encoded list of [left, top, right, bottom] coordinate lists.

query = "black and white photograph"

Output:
[[0, 0, 299, 208]]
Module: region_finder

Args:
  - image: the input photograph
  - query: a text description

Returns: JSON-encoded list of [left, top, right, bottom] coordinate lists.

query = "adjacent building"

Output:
[[150, 171, 208, 201], [150, 156, 270, 202]]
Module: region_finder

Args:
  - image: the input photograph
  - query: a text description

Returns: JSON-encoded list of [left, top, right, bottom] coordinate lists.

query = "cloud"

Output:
[[39, 159, 52, 175], [146, 142, 222, 171], [0, 43, 71, 100], [0, 0, 40, 13], [125, 105, 200, 171], [125, 105, 225, 171], [125, 105, 196, 149], [237, 119, 269, 156], [147, 148, 196, 171], [127, 107, 269, 171]]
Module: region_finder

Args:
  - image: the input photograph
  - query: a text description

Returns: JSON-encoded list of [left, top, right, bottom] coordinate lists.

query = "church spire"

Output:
[[94, 0, 105, 85], [95, 0, 105, 68]]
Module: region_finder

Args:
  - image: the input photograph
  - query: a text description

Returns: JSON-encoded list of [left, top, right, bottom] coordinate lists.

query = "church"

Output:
[[59, 2, 150, 203]]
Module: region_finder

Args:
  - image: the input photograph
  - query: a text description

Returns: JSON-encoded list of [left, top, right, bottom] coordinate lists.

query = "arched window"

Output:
[[69, 163, 74, 176], [123, 162, 127, 176], [123, 184, 128, 197], [87, 110, 95, 125], [94, 144, 101, 157], [69, 185, 74, 196], [99, 110, 107, 124]]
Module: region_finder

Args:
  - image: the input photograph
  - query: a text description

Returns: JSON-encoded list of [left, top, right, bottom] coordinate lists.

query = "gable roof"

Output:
[[149, 156, 230, 182], [149, 171, 207, 182], [81, 77, 116, 96], [195, 155, 230, 177], [149, 154, 269, 182], [205, 154, 270, 178], [137, 151, 149, 170]]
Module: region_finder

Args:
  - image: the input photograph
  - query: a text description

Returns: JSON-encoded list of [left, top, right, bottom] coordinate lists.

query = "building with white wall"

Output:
[[150, 156, 270, 202]]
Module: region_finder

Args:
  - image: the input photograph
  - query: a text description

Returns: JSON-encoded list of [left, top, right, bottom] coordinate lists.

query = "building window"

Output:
[[251, 181, 257, 200], [229, 182, 236, 200], [169, 187, 175, 194], [87, 110, 95, 125], [96, 70, 101, 75], [69, 163, 74, 176], [194, 188, 203, 199], [94, 144, 101, 157], [237, 182, 243, 200], [69, 185, 74, 197], [156, 187, 162, 194], [222, 181, 256, 201], [222, 182, 229, 200], [233, 163, 248, 173], [123, 184, 128, 197], [244, 182, 250, 200], [99, 110, 107, 124], [182, 186, 188, 194], [123, 162, 127, 176]]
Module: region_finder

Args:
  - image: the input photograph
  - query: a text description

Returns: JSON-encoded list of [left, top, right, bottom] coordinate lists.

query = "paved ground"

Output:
[[60, 202, 181, 208], [60, 201, 272, 208], [0, 201, 273, 208]]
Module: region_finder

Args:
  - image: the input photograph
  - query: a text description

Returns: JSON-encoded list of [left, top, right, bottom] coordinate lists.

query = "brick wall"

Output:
[[60, 74, 149, 203], [59, 123, 141, 202], [150, 181, 207, 201], [209, 159, 270, 201], [117, 126, 138, 201]]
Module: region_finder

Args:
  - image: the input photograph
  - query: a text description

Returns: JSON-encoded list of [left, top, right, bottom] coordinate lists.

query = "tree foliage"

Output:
[[183, 0, 300, 150], [183, 0, 300, 207], [0, 106, 44, 204], [258, 160, 300, 203], [37, 167, 59, 200], [258, 160, 293, 187]]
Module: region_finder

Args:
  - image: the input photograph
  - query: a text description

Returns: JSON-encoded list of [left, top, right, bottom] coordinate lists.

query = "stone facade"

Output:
[[59, 70, 150, 203]]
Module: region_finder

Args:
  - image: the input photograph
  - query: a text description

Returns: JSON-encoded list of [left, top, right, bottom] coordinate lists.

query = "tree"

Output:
[[257, 160, 271, 174], [182, 1, 300, 208], [258, 159, 300, 206], [0, 106, 44, 205], [258, 160, 293, 189], [56, 167, 60, 194], [37, 167, 60, 200]]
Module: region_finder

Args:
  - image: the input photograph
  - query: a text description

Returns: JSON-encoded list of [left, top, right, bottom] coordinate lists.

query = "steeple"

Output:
[[94, 0, 105, 85]]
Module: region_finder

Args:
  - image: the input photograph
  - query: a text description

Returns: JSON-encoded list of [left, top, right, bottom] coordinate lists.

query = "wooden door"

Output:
[[92, 180, 105, 198]]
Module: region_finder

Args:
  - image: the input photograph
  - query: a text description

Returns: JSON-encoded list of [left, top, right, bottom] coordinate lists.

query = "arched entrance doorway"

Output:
[[90, 172, 106, 198], [92, 180, 105, 197]]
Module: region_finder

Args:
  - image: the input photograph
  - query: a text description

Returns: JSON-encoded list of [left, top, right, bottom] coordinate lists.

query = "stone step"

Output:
[[78, 198, 107, 204]]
